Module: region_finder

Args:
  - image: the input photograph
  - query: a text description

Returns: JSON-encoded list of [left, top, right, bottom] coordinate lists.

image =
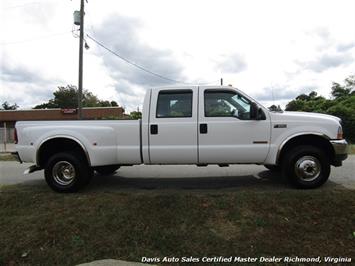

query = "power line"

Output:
[[86, 34, 192, 85]]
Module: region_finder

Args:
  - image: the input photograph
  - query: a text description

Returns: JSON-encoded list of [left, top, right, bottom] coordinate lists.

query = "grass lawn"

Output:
[[0, 185, 354, 265], [0, 153, 16, 161], [350, 144, 355, 154]]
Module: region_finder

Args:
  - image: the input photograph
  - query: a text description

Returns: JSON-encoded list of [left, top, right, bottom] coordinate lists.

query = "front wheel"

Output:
[[282, 145, 330, 189], [44, 152, 93, 193]]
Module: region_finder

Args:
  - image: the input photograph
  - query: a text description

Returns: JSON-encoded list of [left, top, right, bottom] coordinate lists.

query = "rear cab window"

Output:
[[156, 90, 193, 118]]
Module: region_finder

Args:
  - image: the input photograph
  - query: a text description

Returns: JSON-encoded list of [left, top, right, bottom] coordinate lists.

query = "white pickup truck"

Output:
[[14, 86, 349, 192]]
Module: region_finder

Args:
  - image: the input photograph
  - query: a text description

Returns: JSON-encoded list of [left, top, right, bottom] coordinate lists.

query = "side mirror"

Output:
[[250, 102, 258, 120], [232, 109, 238, 117]]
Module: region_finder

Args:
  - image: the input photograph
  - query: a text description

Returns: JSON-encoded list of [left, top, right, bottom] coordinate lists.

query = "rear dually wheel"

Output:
[[44, 152, 92, 193]]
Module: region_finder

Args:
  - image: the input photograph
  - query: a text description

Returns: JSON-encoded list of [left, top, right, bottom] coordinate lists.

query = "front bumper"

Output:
[[330, 139, 349, 166]]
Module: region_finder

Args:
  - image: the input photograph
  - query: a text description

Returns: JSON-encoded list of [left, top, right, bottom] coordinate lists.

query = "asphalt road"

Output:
[[1, 155, 354, 191]]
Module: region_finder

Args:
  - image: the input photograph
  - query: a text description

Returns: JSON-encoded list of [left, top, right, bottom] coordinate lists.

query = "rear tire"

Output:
[[281, 145, 330, 189], [44, 152, 93, 193], [95, 165, 120, 175]]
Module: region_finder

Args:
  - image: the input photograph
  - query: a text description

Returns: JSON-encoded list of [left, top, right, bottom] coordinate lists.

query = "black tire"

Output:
[[95, 165, 120, 175], [44, 152, 93, 193], [281, 145, 330, 189], [264, 165, 281, 172]]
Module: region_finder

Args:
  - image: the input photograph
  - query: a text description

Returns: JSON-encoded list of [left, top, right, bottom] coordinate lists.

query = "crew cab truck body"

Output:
[[14, 86, 349, 192]]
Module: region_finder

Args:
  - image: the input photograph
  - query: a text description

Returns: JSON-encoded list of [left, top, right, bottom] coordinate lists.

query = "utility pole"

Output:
[[77, 0, 85, 119]]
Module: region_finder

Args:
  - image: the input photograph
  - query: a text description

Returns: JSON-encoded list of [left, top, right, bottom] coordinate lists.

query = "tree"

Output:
[[34, 85, 119, 109], [296, 93, 310, 101], [129, 111, 142, 119], [285, 75, 355, 142], [309, 91, 318, 98], [330, 75, 355, 99], [268, 104, 282, 112], [52, 85, 77, 108], [1, 101, 19, 110], [285, 99, 305, 111], [331, 82, 351, 99], [286, 90, 327, 112]]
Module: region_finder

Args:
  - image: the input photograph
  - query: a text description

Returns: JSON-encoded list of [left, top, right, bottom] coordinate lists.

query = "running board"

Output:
[[24, 165, 42, 175]]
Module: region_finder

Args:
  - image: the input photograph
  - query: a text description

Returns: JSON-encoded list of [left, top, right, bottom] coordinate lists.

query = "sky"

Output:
[[1, 0, 355, 112]]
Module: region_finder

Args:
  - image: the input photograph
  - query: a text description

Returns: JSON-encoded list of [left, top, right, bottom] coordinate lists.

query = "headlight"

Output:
[[337, 125, 343, 140]]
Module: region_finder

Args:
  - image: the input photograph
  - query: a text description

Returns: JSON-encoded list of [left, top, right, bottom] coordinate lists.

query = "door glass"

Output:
[[156, 90, 192, 118], [204, 90, 252, 120]]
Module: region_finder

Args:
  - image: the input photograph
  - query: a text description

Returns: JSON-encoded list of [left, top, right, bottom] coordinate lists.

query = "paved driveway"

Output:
[[1, 155, 354, 190]]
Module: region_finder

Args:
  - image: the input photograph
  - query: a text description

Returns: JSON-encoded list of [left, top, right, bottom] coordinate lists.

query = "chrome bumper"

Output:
[[330, 139, 349, 166], [330, 139, 349, 155]]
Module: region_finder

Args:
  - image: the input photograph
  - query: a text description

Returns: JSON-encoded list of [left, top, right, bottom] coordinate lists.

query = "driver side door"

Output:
[[198, 87, 270, 163]]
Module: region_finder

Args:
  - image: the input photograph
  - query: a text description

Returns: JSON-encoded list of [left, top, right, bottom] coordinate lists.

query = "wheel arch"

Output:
[[36, 136, 91, 168], [276, 133, 335, 165]]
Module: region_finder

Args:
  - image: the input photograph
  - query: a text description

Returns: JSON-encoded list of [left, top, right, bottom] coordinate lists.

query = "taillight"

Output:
[[337, 126, 343, 140], [14, 128, 18, 144]]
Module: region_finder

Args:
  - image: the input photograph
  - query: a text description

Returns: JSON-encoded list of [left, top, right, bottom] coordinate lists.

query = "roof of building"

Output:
[[0, 107, 125, 122]]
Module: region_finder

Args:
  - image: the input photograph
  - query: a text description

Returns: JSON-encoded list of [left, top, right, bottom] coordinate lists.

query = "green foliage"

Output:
[[110, 101, 118, 107], [331, 75, 355, 99], [129, 111, 142, 120], [33, 85, 118, 109], [1, 185, 355, 265], [285, 75, 355, 142], [268, 104, 282, 112], [1, 101, 18, 110], [285, 99, 305, 111], [331, 82, 351, 99]]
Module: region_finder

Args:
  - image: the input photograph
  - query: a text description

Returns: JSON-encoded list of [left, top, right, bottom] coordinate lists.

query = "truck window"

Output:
[[156, 90, 193, 118], [204, 90, 252, 120]]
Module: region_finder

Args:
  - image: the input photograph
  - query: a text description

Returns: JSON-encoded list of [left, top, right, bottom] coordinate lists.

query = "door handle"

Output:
[[200, 123, 208, 134], [150, 124, 158, 135]]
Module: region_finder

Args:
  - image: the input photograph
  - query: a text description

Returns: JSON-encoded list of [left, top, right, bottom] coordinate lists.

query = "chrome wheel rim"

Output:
[[294, 156, 321, 182], [52, 161, 76, 186]]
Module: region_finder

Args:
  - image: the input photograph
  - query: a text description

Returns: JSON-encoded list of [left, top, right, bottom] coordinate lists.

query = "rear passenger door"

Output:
[[148, 88, 198, 164]]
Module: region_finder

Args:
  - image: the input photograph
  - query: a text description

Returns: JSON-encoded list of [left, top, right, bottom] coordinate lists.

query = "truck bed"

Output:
[[16, 120, 142, 166]]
